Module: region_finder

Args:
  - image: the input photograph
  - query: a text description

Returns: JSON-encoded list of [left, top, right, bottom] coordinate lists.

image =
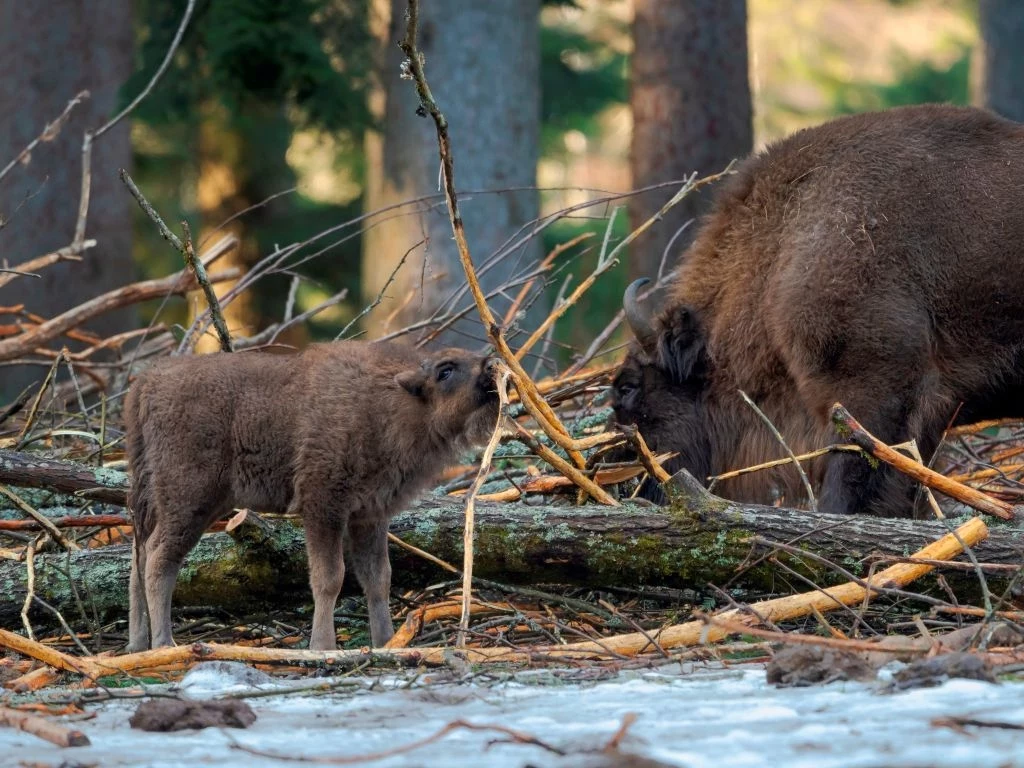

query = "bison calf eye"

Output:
[[436, 364, 455, 382]]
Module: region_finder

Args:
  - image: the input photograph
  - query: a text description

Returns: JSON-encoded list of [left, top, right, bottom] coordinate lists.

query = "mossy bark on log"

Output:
[[0, 460, 1021, 629], [0, 450, 129, 506]]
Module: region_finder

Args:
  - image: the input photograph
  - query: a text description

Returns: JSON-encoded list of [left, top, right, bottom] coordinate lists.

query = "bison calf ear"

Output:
[[395, 369, 427, 399], [657, 307, 708, 385]]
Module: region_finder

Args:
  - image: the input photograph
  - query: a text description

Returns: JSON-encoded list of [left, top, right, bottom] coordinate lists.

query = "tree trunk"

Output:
[[628, 0, 752, 282], [0, 457, 1018, 628], [0, 0, 135, 398], [362, 0, 542, 343], [980, 0, 1024, 122]]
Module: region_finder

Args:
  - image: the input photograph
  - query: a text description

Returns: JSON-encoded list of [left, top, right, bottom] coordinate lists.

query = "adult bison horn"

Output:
[[623, 278, 657, 351]]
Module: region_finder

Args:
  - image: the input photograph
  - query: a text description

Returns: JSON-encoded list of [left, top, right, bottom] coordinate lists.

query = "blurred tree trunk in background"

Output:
[[628, 0, 751, 282], [362, 0, 542, 346], [194, 101, 296, 352], [979, 0, 1024, 123], [0, 0, 135, 398]]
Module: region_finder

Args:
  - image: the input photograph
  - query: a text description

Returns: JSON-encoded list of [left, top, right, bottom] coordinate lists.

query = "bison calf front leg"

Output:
[[305, 512, 349, 651], [347, 517, 394, 647]]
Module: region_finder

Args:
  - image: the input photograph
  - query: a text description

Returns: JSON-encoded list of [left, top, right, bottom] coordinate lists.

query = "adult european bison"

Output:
[[612, 104, 1024, 517]]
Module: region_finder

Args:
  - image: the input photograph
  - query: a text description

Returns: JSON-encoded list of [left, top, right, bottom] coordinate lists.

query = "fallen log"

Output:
[[0, 517, 991, 675], [0, 456, 1021, 628], [0, 450, 129, 505]]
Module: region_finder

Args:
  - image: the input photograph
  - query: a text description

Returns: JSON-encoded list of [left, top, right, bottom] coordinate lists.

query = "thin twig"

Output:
[[0, 91, 89, 184], [740, 390, 818, 513], [73, 0, 196, 246], [0, 485, 79, 551], [398, 0, 591, 492], [119, 169, 183, 251], [336, 239, 421, 339], [181, 220, 233, 352], [93, 0, 196, 141], [457, 366, 511, 647]]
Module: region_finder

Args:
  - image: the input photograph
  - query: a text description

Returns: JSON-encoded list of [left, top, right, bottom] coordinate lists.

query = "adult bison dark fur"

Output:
[[125, 341, 499, 652], [612, 104, 1024, 518]]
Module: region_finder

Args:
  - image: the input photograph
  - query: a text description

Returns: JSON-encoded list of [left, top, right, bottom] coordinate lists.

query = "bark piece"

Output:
[[766, 646, 878, 687], [129, 698, 256, 731]]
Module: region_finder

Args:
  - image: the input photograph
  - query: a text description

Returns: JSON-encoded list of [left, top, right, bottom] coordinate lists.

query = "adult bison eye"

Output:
[[436, 364, 455, 382], [617, 382, 637, 398]]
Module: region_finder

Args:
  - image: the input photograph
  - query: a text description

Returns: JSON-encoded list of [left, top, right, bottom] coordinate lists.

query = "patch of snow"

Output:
[[2, 663, 1023, 768], [177, 661, 279, 699]]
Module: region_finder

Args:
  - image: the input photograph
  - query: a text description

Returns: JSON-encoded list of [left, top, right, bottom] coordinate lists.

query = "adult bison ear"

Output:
[[657, 306, 708, 386]]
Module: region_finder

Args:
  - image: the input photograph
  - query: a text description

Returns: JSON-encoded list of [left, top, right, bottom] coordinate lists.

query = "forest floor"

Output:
[[2, 659, 1022, 768]]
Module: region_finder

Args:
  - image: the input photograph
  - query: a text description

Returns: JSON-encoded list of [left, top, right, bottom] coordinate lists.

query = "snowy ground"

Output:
[[3, 660, 1024, 768]]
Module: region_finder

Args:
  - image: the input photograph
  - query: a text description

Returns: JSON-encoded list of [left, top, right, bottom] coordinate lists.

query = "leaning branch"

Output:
[[0, 266, 239, 362], [831, 403, 1017, 520], [397, 0, 595, 495]]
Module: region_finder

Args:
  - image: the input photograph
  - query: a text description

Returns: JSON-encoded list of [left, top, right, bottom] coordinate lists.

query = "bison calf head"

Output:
[[611, 279, 713, 494], [395, 348, 500, 446]]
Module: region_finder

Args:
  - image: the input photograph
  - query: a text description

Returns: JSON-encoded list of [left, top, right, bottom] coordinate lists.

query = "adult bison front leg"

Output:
[[816, 374, 945, 518]]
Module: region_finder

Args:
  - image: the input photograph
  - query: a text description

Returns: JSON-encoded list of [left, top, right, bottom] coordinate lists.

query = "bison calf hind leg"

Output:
[[127, 536, 150, 652], [144, 499, 230, 648], [347, 517, 394, 647]]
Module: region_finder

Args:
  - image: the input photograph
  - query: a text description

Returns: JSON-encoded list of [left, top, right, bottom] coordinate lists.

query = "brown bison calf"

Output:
[[614, 104, 1024, 517], [125, 341, 498, 651]]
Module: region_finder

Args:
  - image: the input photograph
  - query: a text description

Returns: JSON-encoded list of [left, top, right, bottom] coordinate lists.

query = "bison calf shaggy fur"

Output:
[[614, 104, 1024, 517], [125, 341, 498, 651]]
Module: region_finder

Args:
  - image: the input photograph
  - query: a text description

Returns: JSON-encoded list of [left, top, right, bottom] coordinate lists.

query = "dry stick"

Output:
[[500, 233, 592, 329], [831, 403, 1016, 520], [708, 443, 874, 487], [619, 425, 672, 484], [0, 265, 239, 363], [20, 538, 38, 639], [0, 243, 94, 292], [119, 169, 183, 251], [0, 628, 103, 679], [6, 665, 62, 693], [181, 221, 232, 352], [905, 439, 994, 618], [548, 516, 988, 658], [396, 0, 589, 487], [0, 706, 90, 748], [386, 532, 458, 573], [457, 367, 512, 647], [512, 422, 617, 505], [23, 515, 986, 676], [514, 210, 620, 362], [228, 718, 565, 764], [336, 239, 421, 339], [386, 600, 509, 650], [0, 486, 79, 551], [456, 454, 673, 502], [739, 390, 818, 512], [14, 353, 61, 445]]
